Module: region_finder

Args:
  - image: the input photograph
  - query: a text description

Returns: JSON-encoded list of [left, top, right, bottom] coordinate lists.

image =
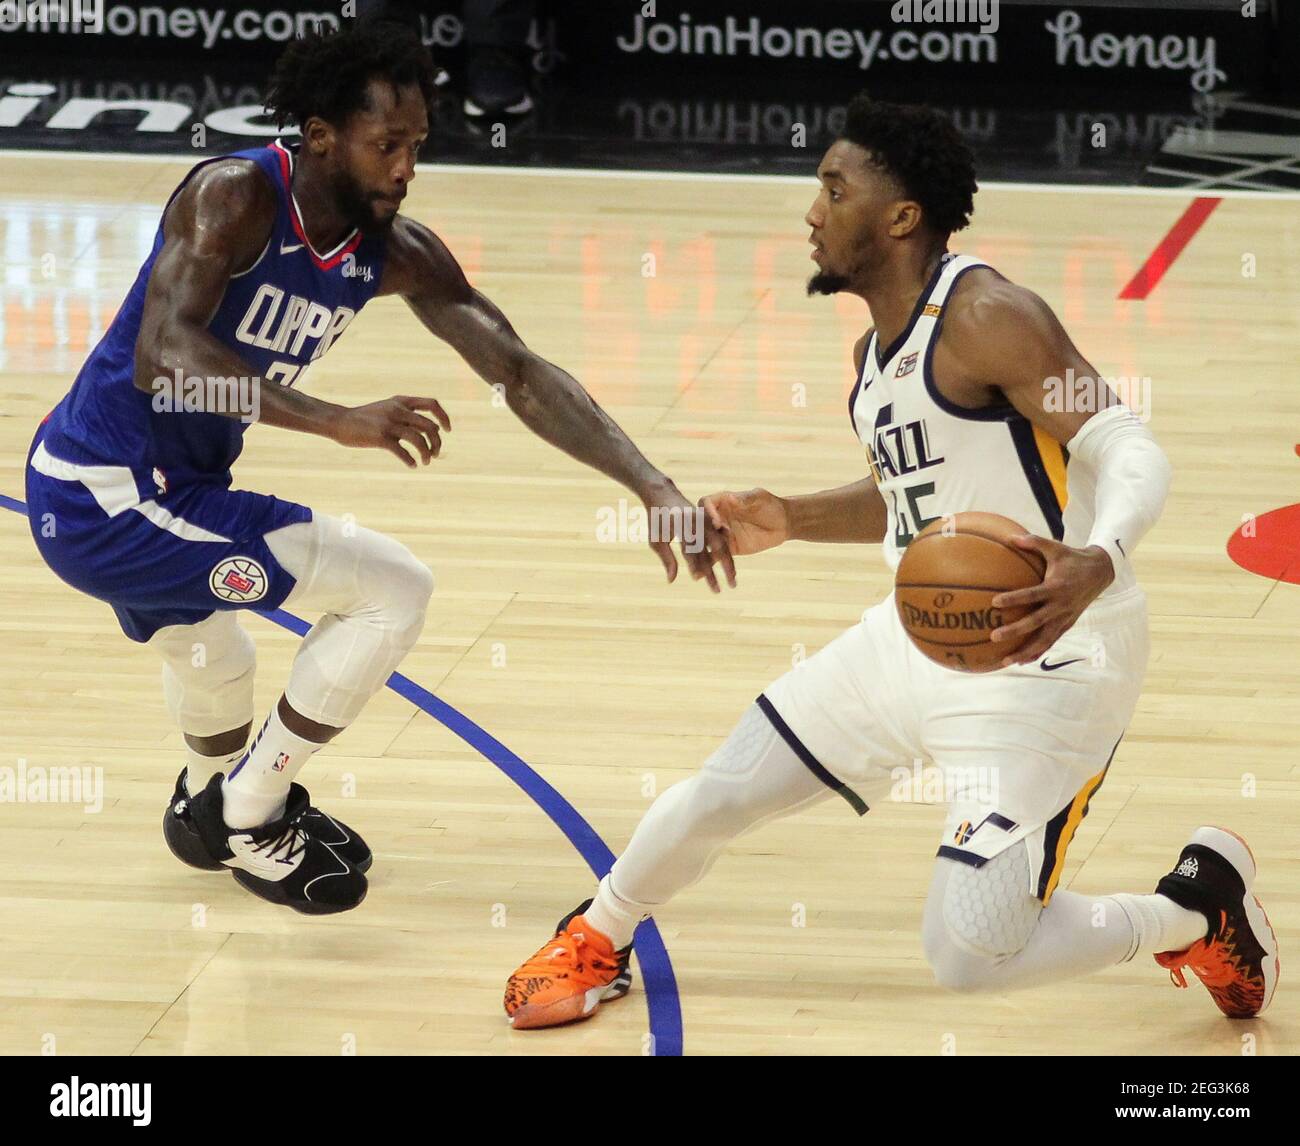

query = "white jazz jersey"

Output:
[[849, 252, 1134, 595], [760, 252, 1150, 897]]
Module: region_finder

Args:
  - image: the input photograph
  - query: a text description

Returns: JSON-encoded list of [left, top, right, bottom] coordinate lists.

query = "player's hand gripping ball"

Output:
[[894, 511, 1046, 672]]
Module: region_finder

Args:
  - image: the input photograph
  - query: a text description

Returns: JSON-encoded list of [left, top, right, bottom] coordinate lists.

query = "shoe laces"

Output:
[[517, 926, 617, 984], [247, 819, 309, 865]]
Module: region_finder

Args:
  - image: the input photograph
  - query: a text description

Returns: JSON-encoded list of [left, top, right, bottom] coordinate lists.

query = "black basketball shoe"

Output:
[[166, 769, 372, 873], [463, 48, 534, 117], [163, 771, 367, 915], [297, 805, 372, 873], [1153, 826, 1279, 1018]]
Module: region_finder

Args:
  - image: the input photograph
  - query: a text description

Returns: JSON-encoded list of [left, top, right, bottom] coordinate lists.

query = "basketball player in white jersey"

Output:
[[503, 94, 1278, 1028]]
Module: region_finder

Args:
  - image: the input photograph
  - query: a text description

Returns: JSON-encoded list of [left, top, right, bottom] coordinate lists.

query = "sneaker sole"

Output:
[[1194, 825, 1280, 1016], [507, 980, 628, 1031], [230, 868, 368, 916]]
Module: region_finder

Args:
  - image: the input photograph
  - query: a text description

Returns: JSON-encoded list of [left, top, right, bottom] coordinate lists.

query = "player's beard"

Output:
[[334, 169, 397, 237], [806, 270, 850, 296], [807, 233, 875, 296]]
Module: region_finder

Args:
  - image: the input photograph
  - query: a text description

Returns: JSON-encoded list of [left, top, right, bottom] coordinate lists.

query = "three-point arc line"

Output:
[[0, 489, 684, 1057]]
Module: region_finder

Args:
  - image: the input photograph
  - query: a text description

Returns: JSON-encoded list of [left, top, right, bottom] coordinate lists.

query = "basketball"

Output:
[[894, 512, 1047, 672]]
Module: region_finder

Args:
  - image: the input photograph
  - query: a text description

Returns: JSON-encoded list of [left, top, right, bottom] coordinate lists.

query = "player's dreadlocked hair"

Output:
[[263, 19, 437, 131], [841, 94, 977, 236]]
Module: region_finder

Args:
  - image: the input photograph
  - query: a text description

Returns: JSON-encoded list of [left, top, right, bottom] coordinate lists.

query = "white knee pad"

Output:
[[349, 529, 435, 648], [923, 845, 1043, 992], [149, 611, 256, 737], [267, 514, 435, 727], [270, 513, 434, 637], [943, 845, 1042, 958]]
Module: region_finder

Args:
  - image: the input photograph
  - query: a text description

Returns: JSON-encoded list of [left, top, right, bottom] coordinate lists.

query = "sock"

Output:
[[220, 705, 325, 829], [184, 745, 246, 797], [1106, 892, 1209, 960], [583, 874, 649, 951]]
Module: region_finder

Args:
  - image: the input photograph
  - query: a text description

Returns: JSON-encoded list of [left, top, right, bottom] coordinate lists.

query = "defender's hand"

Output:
[[700, 488, 791, 557], [643, 482, 737, 592], [989, 536, 1115, 667], [332, 396, 451, 468]]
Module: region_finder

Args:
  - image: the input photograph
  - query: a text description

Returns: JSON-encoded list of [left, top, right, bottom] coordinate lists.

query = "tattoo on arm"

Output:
[[135, 161, 348, 437], [387, 216, 669, 497]]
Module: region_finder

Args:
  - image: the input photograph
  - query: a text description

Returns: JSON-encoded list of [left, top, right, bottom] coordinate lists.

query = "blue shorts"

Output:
[[26, 428, 312, 643]]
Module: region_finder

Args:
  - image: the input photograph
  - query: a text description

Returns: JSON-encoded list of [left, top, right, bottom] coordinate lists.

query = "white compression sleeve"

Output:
[[1066, 404, 1171, 577]]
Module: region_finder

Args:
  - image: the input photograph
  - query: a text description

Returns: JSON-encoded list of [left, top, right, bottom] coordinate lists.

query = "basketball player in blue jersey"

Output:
[[24, 23, 733, 917], [504, 94, 1278, 1028]]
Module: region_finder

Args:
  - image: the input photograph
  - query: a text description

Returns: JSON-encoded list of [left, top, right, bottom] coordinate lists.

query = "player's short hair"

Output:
[[263, 19, 437, 132], [840, 93, 977, 236]]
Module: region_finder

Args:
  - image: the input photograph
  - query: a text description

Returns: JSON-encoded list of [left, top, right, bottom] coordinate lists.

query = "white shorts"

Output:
[[759, 584, 1150, 903]]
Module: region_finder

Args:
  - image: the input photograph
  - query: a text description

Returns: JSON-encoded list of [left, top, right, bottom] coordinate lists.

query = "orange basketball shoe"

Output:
[[1153, 827, 1279, 1018], [504, 899, 633, 1030]]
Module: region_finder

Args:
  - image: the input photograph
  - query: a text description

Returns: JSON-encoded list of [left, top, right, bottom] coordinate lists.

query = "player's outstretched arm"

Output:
[[382, 215, 735, 590], [133, 162, 447, 469], [701, 481, 887, 555], [938, 279, 1172, 664], [699, 328, 887, 555]]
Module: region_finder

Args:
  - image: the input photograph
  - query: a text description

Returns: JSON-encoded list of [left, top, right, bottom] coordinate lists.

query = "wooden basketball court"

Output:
[[1, 153, 1295, 1055]]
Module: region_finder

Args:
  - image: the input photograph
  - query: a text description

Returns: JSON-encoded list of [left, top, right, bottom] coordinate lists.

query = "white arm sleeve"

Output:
[[1065, 404, 1171, 576]]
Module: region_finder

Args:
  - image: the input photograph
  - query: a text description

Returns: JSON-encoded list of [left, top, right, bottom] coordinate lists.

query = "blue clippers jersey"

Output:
[[40, 140, 386, 492]]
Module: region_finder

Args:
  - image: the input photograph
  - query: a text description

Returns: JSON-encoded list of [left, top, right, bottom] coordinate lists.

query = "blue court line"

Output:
[[3, 494, 684, 1056]]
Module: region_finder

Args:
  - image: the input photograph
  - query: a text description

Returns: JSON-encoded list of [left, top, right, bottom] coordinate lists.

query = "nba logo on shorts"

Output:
[[209, 557, 268, 603]]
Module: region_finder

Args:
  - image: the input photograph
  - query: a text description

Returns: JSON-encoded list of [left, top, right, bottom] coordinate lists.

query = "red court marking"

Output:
[[1227, 504, 1300, 585], [1119, 196, 1221, 300]]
